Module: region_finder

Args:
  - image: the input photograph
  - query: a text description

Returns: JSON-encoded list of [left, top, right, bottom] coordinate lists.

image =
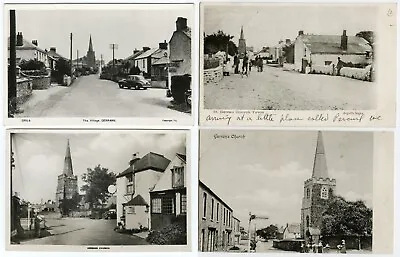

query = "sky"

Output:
[[204, 4, 377, 50], [10, 4, 192, 62], [11, 132, 186, 204], [199, 131, 373, 230]]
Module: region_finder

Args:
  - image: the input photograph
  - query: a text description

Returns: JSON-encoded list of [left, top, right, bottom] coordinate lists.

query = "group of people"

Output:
[[230, 53, 264, 78], [300, 240, 347, 254]]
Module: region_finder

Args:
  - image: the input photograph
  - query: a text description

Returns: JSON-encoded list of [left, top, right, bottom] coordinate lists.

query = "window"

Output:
[[216, 203, 219, 222], [162, 196, 175, 214], [202, 193, 207, 218], [321, 186, 328, 199], [127, 174, 133, 183], [325, 61, 332, 65], [366, 51, 371, 59], [127, 206, 135, 214], [306, 215, 310, 228], [181, 194, 187, 214], [152, 198, 161, 213], [306, 188, 310, 199], [126, 184, 133, 194], [223, 207, 226, 225], [211, 198, 214, 220], [172, 166, 184, 188]]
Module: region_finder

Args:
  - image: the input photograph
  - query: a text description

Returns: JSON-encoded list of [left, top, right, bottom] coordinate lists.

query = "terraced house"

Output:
[[199, 180, 239, 252]]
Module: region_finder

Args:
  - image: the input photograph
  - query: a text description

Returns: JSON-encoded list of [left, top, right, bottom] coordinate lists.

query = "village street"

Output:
[[16, 75, 189, 118], [203, 65, 375, 110], [20, 217, 149, 245]]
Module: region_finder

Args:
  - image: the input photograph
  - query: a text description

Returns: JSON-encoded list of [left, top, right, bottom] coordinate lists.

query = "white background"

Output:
[[1, 0, 399, 257]]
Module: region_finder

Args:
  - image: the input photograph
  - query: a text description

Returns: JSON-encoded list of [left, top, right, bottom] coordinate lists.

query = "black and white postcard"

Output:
[[200, 3, 396, 127], [199, 130, 393, 254], [4, 4, 194, 126], [6, 130, 190, 251]]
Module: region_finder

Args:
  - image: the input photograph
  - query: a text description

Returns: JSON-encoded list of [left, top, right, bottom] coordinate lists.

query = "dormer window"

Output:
[[366, 51, 371, 59], [172, 166, 184, 188]]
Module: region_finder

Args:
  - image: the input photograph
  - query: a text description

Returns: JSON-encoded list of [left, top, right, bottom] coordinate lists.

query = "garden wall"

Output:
[[151, 80, 167, 88], [340, 65, 372, 81], [16, 78, 33, 104], [204, 66, 223, 84], [311, 64, 335, 75]]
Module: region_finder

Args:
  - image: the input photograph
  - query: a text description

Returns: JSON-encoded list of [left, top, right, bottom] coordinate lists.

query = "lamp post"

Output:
[[247, 212, 269, 253]]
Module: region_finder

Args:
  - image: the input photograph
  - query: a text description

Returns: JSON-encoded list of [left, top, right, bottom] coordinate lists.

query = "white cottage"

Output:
[[116, 152, 171, 230]]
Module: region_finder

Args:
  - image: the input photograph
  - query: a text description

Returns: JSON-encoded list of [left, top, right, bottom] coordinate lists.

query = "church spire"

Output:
[[63, 139, 74, 176], [88, 34, 93, 52], [240, 26, 244, 39], [311, 131, 329, 179]]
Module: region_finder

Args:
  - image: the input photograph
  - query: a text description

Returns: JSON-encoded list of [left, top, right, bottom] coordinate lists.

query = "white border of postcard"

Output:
[[199, 2, 397, 127], [5, 128, 192, 252], [3, 3, 195, 127]]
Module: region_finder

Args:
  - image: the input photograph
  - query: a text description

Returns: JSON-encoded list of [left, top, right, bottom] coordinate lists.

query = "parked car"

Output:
[[103, 209, 117, 220], [118, 75, 151, 90]]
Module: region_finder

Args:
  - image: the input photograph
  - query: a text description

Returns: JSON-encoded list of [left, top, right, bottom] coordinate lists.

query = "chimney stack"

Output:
[[129, 153, 140, 166], [31, 40, 38, 46], [159, 40, 168, 50], [133, 48, 139, 54], [16, 32, 23, 46], [298, 30, 304, 36], [143, 46, 150, 51], [176, 17, 188, 32], [50, 47, 56, 52], [341, 30, 348, 51]]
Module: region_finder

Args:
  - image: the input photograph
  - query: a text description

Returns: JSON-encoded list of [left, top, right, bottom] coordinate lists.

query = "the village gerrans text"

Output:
[[205, 110, 383, 126]]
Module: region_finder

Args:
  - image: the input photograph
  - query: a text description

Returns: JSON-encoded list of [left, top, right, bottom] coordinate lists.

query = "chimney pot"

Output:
[[298, 30, 304, 36], [142, 46, 150, 51], [32, 40, 38, 46], [50, 47, 56, 52], [176, 17, 188, 31], [159, 41, 168, 50], [16, 32, 23, 46], [341, 30, 348, 51]]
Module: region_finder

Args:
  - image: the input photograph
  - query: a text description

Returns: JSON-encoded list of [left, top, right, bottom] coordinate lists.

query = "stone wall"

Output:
[[273, 239, 304, 252], [203, 66, 223, 84], [31, 76, 51, 90], [16, 78, 33, 104], [151, 80, 167, 88]]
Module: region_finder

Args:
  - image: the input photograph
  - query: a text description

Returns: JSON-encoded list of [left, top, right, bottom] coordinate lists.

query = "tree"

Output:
[[321, 196, 372, 236], [256, 224, 279, 239], [19, 59, 45, 71], [204, 30, 238, 56], [355, 31, 374, 45], [59, 192, 80, 216], [81, 165, 116, 209]]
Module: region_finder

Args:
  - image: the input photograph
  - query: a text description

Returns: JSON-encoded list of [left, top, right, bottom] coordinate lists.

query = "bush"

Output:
[[171, 75, 191, 104], [19, 59, 46, 71], [146, 217, 187, 245]]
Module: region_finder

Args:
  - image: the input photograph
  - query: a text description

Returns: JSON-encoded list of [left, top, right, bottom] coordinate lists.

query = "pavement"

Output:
[[20, 217, 149, 245], [16, 74, 189, 118], [204, 65, 375, 110]]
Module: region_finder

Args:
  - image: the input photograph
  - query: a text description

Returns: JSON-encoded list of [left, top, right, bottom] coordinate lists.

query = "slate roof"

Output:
[[299, 35, 372, 55], [124, 50, 146, 61], [135, 48, 160, 59], [176, 153, 186, 162], [116, 152, 171, 178], [47, 50, 67, 60], [123, 194, 148, 207], [8, 37, 47, 54], [285, 223, 301, 234], [152, 56, 170, 65], [182, 27, 191, 39]]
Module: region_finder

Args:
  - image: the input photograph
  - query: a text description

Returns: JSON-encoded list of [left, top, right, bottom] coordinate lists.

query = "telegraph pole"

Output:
[[76, 49, 79, 69], [70, 33, 73, 76], [8, 10, 17, 117], [109, 43, 118, 71]]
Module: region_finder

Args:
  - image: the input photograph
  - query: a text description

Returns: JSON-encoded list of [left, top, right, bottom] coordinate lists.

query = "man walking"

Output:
[[234, 54, 239, 74], [243, 54, 249, 77]]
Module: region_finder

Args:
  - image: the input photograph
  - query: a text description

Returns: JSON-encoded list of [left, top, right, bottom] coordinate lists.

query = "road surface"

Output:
[[18, 75, 189, 118], [204, 65, 375, 110], [21, 218, 149, 245]]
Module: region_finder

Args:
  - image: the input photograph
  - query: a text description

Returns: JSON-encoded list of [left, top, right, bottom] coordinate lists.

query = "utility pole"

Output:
[[109, 43, 118, 72], [8, 10, 17, 117], [70, 33, 73, 77], [76, 49, 79, 69]]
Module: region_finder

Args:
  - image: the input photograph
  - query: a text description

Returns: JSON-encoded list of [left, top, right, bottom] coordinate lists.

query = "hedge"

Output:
[[146, 216, 187, 245]]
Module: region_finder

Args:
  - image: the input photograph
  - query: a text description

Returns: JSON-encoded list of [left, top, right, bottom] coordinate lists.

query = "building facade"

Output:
[[116, 152, 170, 230], [8, 32, 50, 68], [55, 140, 79, 209], [199, 180, 236, 252], [169, 17, 191, 76], [238, 26, 246, 57], [300, 131, 336, 244], [294, 30, 373, 72], [86, 35, 96, 69], [232, 216, 241, 245], [150, 153, 187, 230]]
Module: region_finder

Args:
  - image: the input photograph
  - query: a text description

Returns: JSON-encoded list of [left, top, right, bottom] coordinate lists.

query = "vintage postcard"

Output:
[[5, 129, 191, 251], [199, 3, 397, 127], [199, 130, 394, 254], [4, 3, 194, 126]]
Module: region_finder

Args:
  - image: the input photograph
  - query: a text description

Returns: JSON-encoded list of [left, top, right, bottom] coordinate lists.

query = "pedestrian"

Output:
[[317, 242, 323, 253], [300, 243, 305, 253], [258, 57, 263, 72], [34, 213, 41, 238], [340, 240, 347, 254], [242, 54, 249, 77], [234, 54, 239, 74], [336, 57, 345, 76]]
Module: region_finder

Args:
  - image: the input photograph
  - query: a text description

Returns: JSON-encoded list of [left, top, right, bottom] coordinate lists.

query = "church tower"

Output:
[[300, 131, 336, 241], [86, 35, 96, 69], [238, 26, 246, 57], [55, 139, 79, 209]]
